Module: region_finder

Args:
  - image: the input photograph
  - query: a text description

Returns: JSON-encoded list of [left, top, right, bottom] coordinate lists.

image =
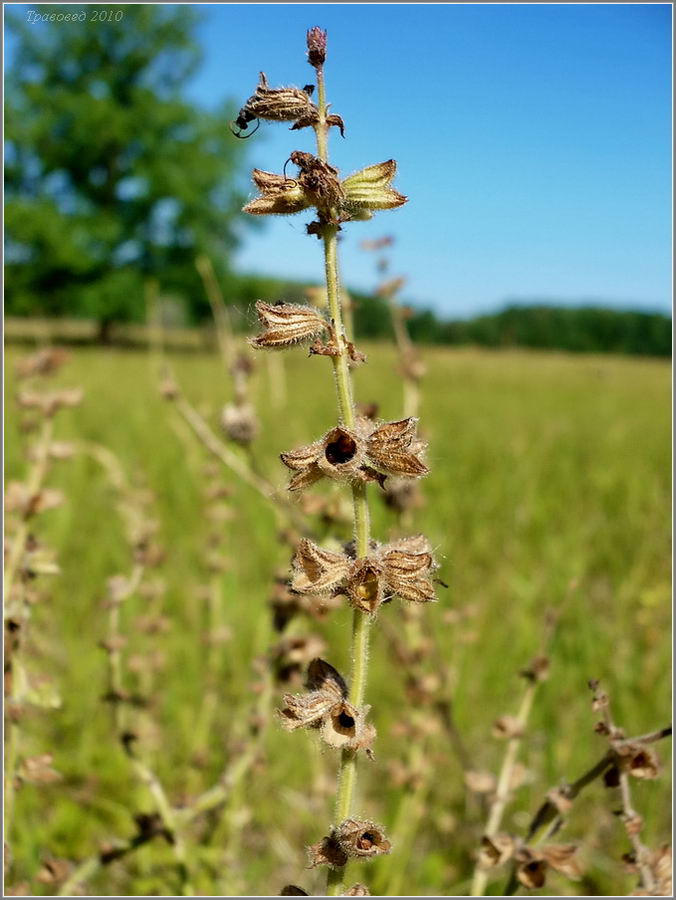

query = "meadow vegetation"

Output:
[[4, 340, 671, 896]]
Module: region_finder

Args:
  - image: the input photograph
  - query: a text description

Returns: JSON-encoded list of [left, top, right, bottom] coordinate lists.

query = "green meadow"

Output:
[[4, 342, 671, 896]]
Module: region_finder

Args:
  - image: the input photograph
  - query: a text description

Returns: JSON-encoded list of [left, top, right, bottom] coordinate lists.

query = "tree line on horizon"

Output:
[[222, 272, 671, 357]]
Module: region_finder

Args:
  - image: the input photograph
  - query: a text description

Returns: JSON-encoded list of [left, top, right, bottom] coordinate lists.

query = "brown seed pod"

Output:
[[249, 301, 329, 349], [306, 834, 349, 869], [335, 818, 392, 859], [290, 535, 437, 615], [233, 72, 319, 138], [280, 417, 428, 493]]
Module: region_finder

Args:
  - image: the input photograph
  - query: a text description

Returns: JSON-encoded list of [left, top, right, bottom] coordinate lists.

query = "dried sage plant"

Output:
[[240, 27, 438, 895]]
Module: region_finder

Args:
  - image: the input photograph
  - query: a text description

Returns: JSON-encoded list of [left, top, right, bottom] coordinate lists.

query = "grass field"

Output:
[[4, 341, 672, 897]]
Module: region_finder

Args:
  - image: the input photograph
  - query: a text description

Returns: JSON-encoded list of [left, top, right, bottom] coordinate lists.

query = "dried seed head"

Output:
[[521, 655, 550, 683], [615, 743, 660, 779], [159, 374, 179, 400], [273, 634, 327, 684], [278, 659, 375, 755], [249, 300, 329, 349], [383, 477, 424, 514], [307, 834, 349, 869], [306, 657, 348, 697], [341, 160, 407, 222], [366, 417, 429, 478], [546, 786, 574, 815], [292, 539, 350, 594], [335, 819, 391, 859], [36, 857, 71, 886], [16, 387, 83, 417], [516, 856, 547, 890], [243, 170, 312, 216], [377, 276, 407, 299], [380, 535, 437, 603], [624, 813, 644, 837], [15, 347, 70, 379], [319, 427, 367, 480], [291, 535, 437, 614], [492, 715, 525, 740], [477, 834, 515, 870], [280, 417, 428, 492], [540, 844, 583, 880], [649, 844, 672, 896], [307, 27, 327, 68], [221, 402, 259, 445], [465, 770, 497, 795], [278, 686, 338, 731], [291, 151, 346, 216], [344, 885, 370, 896], [5, 483, 64, 518], [240, 72, 319, 128], [347, 558, 385, 614], [603, 764, 621, 787], [19, 753, 62, 785], [320, 701, 376, 755]]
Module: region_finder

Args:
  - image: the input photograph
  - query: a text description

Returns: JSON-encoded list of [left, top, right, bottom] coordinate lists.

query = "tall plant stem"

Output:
[[195, 254, 234, 371], [314, 63, 373, 898]]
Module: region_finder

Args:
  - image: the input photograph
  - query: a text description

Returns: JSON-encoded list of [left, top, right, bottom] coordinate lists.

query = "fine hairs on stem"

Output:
[[239, 26, 438, 897]]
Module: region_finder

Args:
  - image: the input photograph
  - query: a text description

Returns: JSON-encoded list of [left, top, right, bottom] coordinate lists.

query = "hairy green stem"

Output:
[[314, 62, 373, 898]]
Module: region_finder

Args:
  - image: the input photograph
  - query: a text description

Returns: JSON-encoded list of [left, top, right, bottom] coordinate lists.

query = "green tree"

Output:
[[5, 5, 249, 336]]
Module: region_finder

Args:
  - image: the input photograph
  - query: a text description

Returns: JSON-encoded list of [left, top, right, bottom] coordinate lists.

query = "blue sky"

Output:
[[6, 3, 673, 317]]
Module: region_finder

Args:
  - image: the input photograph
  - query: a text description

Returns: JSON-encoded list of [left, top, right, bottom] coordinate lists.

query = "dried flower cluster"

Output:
[[291, 534, 437, 614], [280, 417, 428, 491], [279, 658, 375, 755], [243, 156, 405, 227], [220, 352, 259, 446]]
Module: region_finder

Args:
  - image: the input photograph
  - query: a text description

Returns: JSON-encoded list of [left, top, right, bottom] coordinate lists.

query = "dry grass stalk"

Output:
[[469, 646, 553, 896], [161, 370, 306, 535], [360, 235, 424, 420], [195, 253, 235, 370]]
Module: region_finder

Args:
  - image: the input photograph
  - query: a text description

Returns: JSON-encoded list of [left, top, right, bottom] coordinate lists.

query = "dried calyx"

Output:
[[249, 301, 329, 350], [280, 417, 428, 492], [243, 154, 405, 226], [291, 535, 438, 614], [233, 71, 344, 139], [278, 659, 375, 756], [307, 819, 391, 869]]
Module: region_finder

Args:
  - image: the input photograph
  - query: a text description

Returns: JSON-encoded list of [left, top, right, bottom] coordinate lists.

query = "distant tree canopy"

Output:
[[421, 303, 672, 357], [5, 5, 250, 336]]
